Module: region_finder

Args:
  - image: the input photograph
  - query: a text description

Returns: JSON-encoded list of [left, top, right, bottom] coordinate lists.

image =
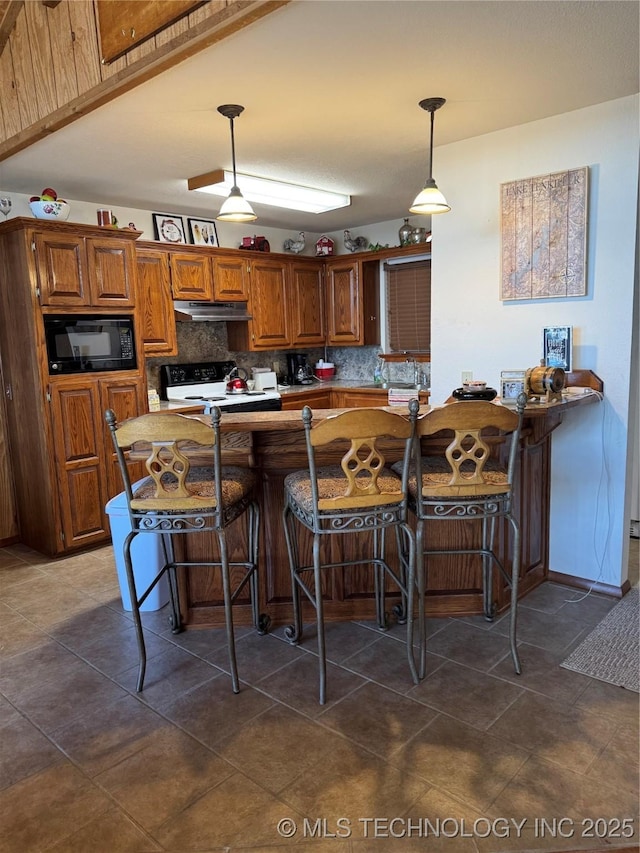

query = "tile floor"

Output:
[[0, 538, 638, 853]]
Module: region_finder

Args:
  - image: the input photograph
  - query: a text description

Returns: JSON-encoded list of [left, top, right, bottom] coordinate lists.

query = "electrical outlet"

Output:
[[272, 360, 280, 376], [461, 371, 473, 384]]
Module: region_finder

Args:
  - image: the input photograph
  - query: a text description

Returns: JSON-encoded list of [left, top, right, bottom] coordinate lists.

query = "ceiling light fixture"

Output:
[[212, 104, 257, 223], [410, 97, 451, 215], [188, 169, 351, 215]]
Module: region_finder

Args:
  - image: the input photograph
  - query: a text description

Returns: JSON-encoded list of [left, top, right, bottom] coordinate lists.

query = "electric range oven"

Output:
[[159, 361, 282, 413]]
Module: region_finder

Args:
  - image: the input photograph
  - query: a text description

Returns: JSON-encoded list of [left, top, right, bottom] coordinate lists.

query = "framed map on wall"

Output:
[[500, 167, 588, 300]]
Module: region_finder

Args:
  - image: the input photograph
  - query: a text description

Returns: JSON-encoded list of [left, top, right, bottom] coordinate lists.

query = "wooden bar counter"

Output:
[[174, 377, 602, 629]]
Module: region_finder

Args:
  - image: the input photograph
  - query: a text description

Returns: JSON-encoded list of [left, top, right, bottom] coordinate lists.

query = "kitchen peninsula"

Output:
[[171, 379, 602, 629]]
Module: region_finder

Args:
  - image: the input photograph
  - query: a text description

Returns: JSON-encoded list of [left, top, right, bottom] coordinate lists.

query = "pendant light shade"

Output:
[[216, 104, 257, 223], [410, 97, 451, 216]]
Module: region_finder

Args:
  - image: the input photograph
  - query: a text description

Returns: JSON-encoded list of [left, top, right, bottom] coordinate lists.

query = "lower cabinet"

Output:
[[49, 374, 147, 552], [280, 389, 332, 410]]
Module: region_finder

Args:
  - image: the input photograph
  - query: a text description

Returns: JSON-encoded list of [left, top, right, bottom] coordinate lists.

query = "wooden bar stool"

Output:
[[105, 408, 269, 693], [282, 401, 420, 704], [398, 396, 526, 677]]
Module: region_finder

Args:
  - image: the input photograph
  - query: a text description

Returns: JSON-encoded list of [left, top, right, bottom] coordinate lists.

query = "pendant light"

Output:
[[216, 104, 257, 223], [410, 97, 451, 215]]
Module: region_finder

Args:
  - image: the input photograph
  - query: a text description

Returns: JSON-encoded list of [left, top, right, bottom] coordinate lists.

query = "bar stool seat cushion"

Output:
[[133, 465, 256, 506], [285, 465, 403, 513]]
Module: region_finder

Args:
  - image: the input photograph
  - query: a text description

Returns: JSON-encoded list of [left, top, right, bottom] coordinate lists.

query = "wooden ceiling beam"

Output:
[[0, 0, 289, 162], [0, 0, 23, 53]]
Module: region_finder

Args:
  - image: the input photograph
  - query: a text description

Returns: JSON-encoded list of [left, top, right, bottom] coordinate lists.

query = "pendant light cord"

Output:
[[229, 117, 238, 190]]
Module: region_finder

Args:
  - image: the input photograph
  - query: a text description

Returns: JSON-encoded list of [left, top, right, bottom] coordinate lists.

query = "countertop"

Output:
[[157, 379, 421, 413]]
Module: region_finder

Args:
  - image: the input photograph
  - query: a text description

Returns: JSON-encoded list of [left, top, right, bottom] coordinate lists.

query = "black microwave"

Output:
[[43, 315, 137, 374]]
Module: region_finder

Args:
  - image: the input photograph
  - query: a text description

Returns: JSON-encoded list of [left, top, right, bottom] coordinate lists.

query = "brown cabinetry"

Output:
[[246, 258, 290, 350], [280, 388, 332, 410], [49, 365, 148, 551], [169, 250, 213, 300], [227, 256, 325, 352], [135, 248, 178, 355], [289, 260, 325, 346], [212, 253, 250, 301], [0, 218, 146, 556], [325, 258, 361, 345], [35, 230, 136, 307], [325, 256, 381, 347]]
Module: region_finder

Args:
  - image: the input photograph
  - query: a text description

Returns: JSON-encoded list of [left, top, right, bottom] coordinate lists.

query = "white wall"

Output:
[[1, 193, 325, 254], [431, 96, 639, 588]]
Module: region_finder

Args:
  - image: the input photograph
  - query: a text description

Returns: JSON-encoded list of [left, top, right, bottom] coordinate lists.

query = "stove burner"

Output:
[[203, 396, 227, 402], [184, 395, 204, 400]]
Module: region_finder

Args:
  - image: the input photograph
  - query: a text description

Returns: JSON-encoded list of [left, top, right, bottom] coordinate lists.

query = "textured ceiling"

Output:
[[0, 0, 637, 232]]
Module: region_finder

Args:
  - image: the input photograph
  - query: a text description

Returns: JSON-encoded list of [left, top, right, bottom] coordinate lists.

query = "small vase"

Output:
[[398, 218, 412, 246]]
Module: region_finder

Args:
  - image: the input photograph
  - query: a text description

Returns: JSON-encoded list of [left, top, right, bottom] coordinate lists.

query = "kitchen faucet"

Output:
[[405, 356, 421, 387]]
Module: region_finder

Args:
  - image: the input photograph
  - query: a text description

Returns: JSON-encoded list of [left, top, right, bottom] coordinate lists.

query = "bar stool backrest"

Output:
[[415, 400, 524, 498], [302, 405, 417, 512], [106, 411, 221, 518]]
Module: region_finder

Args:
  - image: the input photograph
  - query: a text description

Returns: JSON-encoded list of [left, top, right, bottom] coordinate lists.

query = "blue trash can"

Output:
[[106, 483, 170, 612]]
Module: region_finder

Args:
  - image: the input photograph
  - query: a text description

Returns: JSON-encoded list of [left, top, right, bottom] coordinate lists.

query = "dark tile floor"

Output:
[[1, 539, 638, 852]]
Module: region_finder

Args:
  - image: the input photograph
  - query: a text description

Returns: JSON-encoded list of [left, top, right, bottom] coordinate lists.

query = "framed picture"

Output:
[[152, 212, 186, 244], [500, 370, 526, 402], [543, 326, 572, 371], [187, 217, 219, 247], [501, 167, 588, 300]]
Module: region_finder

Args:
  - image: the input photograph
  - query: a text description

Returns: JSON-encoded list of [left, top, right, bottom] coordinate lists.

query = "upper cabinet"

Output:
[[34, 227, 138, 308], [136, 248, 178, 356], [212, 253, 250, 302], [289, 260, 325, 347], [133, 240, 424, 352], [325, 255, 381, 347], [169, 250, 213, 301], [228, 257, 291, 351], [325, 258, 362, 346]]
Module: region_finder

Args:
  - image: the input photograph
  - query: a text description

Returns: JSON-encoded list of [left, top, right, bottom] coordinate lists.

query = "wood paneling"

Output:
[[48, 1, 79, 105], [11, 4, 39, 126], [24, 0, 56, 117], [96, 1, 203, 63], [0, 0, 289, 161]]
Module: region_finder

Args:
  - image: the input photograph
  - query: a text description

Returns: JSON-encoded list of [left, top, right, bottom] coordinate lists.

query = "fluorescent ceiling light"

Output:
[[188, 169, 351, 214]]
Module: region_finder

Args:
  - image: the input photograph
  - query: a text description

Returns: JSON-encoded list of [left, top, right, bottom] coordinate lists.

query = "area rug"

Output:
[[560, 584, 639, 692]]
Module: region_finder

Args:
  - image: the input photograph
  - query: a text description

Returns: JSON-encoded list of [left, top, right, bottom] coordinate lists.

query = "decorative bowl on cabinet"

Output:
[[29, 200, 71, 221]]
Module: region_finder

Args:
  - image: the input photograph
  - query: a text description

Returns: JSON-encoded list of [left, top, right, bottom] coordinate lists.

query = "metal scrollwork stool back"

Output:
[[399, 395, 526, 678], [105, 408, 269, 693], [282, 400, 421, 705]]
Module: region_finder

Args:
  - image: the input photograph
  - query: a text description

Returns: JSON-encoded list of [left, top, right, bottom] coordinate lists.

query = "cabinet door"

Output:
[[34, 232, 89, 306], [212, 254, 250, 301], [86, 237, 136, 306], [136, 249, 178, 355], [100, 376, 148, 500], [49, 379, 109, 548], [331, 389, 390, 408], [280, 389, 332, 410], [248, 259, 290, 350], [170, 252, 213, 300], [289, 261, 325, 347], [325, 259, 362, 345]]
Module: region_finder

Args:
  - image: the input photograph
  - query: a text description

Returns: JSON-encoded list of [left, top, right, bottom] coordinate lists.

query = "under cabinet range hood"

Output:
[[173, 301, 252, 322]]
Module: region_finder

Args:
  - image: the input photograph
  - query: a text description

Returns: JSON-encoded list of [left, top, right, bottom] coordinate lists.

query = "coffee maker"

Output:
[[286, 352, 313, 385]]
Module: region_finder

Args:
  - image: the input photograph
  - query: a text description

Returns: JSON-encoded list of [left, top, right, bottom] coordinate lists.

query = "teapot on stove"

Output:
[[225, 366, 250, 393]]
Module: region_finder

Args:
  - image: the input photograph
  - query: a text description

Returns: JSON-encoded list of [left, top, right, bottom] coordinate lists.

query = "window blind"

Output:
[[384, 259, 431, 352]]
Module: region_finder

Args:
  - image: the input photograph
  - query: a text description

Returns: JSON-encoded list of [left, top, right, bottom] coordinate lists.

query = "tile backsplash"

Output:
[[145, 323, 430, 391]]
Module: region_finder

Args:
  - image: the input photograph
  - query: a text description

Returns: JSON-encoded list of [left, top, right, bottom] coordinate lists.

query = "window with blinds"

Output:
[[384, 259, 431, 352]]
